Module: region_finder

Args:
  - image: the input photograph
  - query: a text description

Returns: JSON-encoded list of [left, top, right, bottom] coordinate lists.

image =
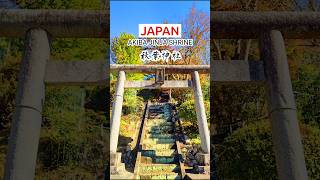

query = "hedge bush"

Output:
[[218, 120, 320, 179]]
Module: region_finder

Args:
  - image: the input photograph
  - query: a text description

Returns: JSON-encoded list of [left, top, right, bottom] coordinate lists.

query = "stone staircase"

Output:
[[135, 103, 182, 180]]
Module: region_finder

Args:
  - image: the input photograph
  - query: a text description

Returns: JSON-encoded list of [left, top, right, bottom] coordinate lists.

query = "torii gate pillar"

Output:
[[192, 71, 210, 154], [110, 71, 126, 154], [5, 28, 50, 180], [260, 30, 308, 180]]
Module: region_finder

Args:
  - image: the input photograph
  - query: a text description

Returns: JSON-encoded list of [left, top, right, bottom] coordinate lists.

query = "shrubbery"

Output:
[[178, 99, 210, 123], [217, 120, 320, 179], [123, 89, 144, 115], [293, 64, 320, 127]]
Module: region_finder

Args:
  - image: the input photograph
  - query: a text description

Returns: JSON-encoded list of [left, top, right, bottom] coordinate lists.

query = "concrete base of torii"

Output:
[[110, 152, 126, 175]]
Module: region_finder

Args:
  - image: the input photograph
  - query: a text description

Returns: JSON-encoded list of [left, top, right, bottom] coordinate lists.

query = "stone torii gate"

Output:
[[0, 9, 109, 180], [109, 65, 211, 167], [212, 11, 320, 180]]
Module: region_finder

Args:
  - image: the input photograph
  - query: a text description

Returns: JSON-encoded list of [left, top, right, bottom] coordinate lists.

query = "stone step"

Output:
[[145, 133, 174, 139], [138, 173, 181, 180], [146, 125, 173, 129], [163, 113, 171, 117], [146, 118, 168, 123], [141, 149, 176, 157], [149, 106, 163, 109], [142, 143, 175, 150], [146, 121, 172, 127], [147, 129, 174, 135], [143, 138, 176, 144], [148, 115, 165, 119], [140, 155, 176, 164], [148, 126, 173, 132], [147, 118, 167, 121], [153, 156, 176, 164], [148, 127, 174, 134], [150, 103, 167, 106], [149, 106, 163, 110], [149, 105, 164, 108], [140, 154, 177, 164], [146, 122, 170, 127], [149, 109, 163, 113], [147, 131, 174, 135], [139, 164, 179, 175]]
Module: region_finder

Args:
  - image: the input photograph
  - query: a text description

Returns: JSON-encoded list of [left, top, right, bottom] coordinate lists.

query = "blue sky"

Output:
[[110, 1, 210, 39]]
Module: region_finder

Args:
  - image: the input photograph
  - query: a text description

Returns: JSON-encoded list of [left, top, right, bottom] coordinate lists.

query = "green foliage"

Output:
[[39, 86, 106, 173], [137, 89, 160, 101], [111, 33, 142, 65], [171, 89, 193, 103], [111, 33, 144, 115], [0, 38, 24, 59], [123, 89, 144, 115], [178, 100, 197, 121], [293, 64, 320, 127], [17, 0, 101, 9], [111, 32, 144, 80], [202, 77, 210, 100], [35, 166, 101, 180], [177, 79, 210, 144], [0, 57, 19, 129], [51, 39, 107, 60], [217, 121, 320, 180], [177, 80, 210, 123], [120, 114, 141, 138], [43, 87, 84, 141], [217, 121, 275, 179], [0, 1, 109, 179], [178, 99, 210, 123], [212, 84, 267, 135]]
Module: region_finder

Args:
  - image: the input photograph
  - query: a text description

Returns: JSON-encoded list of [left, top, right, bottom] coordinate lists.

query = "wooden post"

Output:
[[5, 28, 50, 180], [192, 71, 210, 154], [260, 30, 308, 180], [110, 71, 126, 154]]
